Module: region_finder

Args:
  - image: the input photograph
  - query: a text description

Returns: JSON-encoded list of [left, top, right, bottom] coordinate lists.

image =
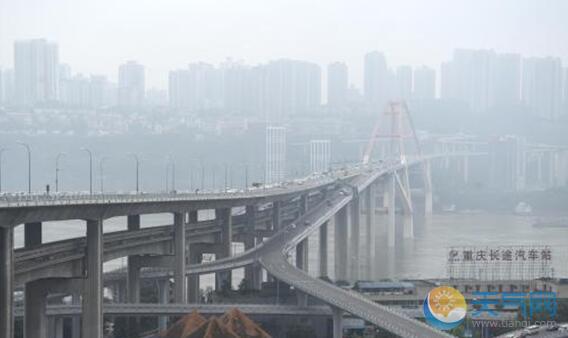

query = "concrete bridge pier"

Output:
[[243, 205, 261, 290], [215, 208, 232, 291], [157, 278, 169, 331], [319, 221, 328, 278], [384, 175, 396, 247], [126, 215, 141, 334], [349, 196, 360, 282], [332, 307, 343, 338], [24, 221, 45, 338], [334, 206, 349, 281], [0, 226, 13, 338], [24, 222, 42, 247], [395, 170, 414, 239], [49, 317, 64, 338], [174, 212, 187, 303], [188, 250, 202, 303], [364, 185, 376, 279], [299, 194, 309, 216], [25, 279, 48, 338], [71, 292, 81, 338], [296, 238, 309, 306], [424, 160, 433, 216], [83, 219, 103, 338], [272, 201, 281, 230]]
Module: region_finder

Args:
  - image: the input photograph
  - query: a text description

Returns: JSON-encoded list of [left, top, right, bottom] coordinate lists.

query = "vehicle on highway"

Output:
[[522, 325, 541, 336]]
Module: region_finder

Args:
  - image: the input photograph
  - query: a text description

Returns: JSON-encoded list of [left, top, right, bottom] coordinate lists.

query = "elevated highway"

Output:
[[0, 155, 477, 338]]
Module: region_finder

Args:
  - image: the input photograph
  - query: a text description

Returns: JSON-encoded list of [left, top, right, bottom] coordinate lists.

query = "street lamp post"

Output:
[[129, 154, 140, 194], [17, 142, 31, 194], [99, 157, 108, 193], [55, 152, 66, 193], [244, 164, 249, 192], [224, 163, 228, 192], [165, 156, 175, 193], [81, 148, 93, 195], [0, 147, 7, 193], [201, 162, 205, 191]]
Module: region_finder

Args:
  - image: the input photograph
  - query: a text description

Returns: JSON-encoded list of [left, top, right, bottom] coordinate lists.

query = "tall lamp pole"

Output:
[[0, 147, 7, 193], [17, 142, 31, 194], [129, 154, 140, 194], [55, 152, 66, 193], [81, 148, 93, 195], [99, 157, 108, 193]]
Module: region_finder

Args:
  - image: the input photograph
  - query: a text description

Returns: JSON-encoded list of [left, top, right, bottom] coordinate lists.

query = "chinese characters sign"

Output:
[[447, 246, 554, 280]]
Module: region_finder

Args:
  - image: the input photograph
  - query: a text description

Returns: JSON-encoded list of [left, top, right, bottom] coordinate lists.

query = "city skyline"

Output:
[[2, 1, 568, 90]]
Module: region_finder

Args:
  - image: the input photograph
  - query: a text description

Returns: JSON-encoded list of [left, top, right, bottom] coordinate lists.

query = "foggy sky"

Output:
[[1, 0, 567, 89]]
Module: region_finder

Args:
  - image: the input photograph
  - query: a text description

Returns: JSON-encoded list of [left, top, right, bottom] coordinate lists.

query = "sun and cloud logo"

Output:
[[423, 286, 467, 330]]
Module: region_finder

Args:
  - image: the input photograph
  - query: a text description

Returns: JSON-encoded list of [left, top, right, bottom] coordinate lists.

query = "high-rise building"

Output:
[[454, 49, 495, 112], [118, 61, 145, 107], [0, 68, 4, 104], [1, 69, 14, 104], [266, 126, 286, 184], [263, 59, 321, 122], [395, 65, 412, 101], [364, 51, 389, 109], [14, 39, 59, 105], [310, 139, 331, 174], [440, 61, 455, 100], [563, 68, 568, 114], [60, 74, 114, 108], [413, 66, 436, 100], [492, 53, 521, 106], [169, 62, 222, 111], [522, 57, 563, 120], [327, 62, 348, 107]]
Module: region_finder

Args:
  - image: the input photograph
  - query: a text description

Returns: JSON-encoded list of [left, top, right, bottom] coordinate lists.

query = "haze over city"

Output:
[[2, 0, 568, 90], [1, 1, 568, 338]]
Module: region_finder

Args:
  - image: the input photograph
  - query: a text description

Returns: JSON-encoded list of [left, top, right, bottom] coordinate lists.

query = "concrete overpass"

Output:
[[0, 154, 476, 338]]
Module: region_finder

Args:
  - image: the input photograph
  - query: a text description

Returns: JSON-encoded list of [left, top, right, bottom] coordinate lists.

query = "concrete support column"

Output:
[[24, 222, 42, 247], [384, 175, 396, 247], [157, 279, 169, 331], [188, 210, 198, 223], [364, 186, 376, 279], [272, 201, 281, 230], [319, 221, 328, 278], [83, 219, 103, 338], [127, 215, 141, 304], [174, 212, 187, 303], [334, 206, 349, 281], [215, 208, 232, 291], [424, 160, 433, 217], [251, 263, 263, 290], [71, 293, 81, 338], [463, 155, 469, 185], [332, 307, 343, 338], [295, 239, 309, 306], [126, 215, 141, 336], [299, 194, 308, 215], [0, 227, 13, 338], [349, 197, 360, 281], [244, 205, 257, 290], [49, 316, 65, 338], [296, 238, 309, 271], [24, 221, 44, 338], [25, 280, 48, 338], [188, 251, 201, 303]]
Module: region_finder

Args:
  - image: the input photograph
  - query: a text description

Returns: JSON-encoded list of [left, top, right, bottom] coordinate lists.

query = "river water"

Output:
[[14, 212, 568, 288]]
